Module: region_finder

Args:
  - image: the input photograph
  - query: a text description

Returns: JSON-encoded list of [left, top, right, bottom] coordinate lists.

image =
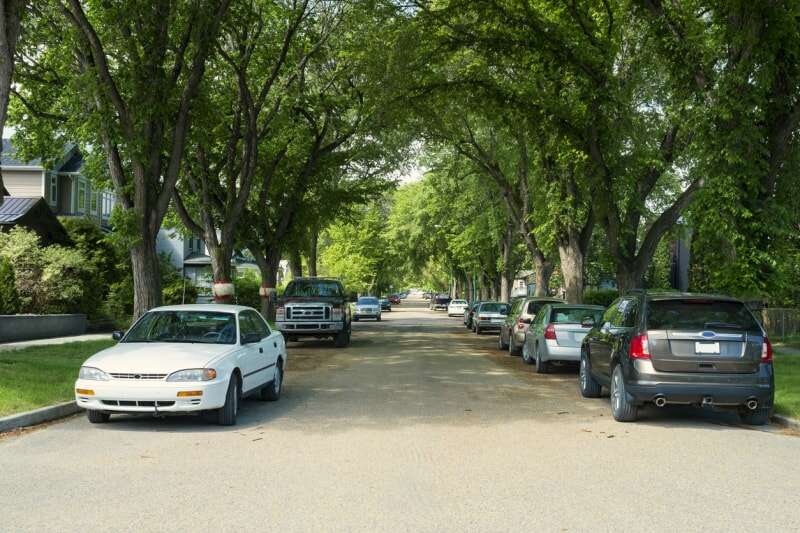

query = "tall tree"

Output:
[[13, 0, 231, 318]]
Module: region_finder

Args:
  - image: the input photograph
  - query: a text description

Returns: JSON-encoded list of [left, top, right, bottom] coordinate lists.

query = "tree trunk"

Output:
[[558, 234, 585, 304], [0, 0, 23, 201], [209, 242, 234, 304], [257, 248, 281, 321], [130, 235, 162, 319], [532, 255, 552, 297], [466, 274, 475, 302], [615, 260, 644, 294], [307, 229, 318, 276], [289, 248, 303, 278], [500, 223, 513, 302]]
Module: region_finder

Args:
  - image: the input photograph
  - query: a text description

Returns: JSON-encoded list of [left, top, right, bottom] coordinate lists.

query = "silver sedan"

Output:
[[522, 304, 605, 373]]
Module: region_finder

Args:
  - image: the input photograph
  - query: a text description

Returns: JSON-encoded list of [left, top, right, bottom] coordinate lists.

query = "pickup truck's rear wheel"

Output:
[[334, 326, 351, 348]]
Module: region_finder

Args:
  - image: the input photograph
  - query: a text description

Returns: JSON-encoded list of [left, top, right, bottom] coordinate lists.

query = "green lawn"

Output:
[[0, 340, 115, 417], [774, 353, 800, 419]]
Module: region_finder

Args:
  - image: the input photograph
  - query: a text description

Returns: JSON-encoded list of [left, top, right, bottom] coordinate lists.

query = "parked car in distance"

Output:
[[423, 292, 432, 299], [473, 302, 511, 334], [388, 294, 401, 305], [447, 299, 469, 317], [380, 298, 392, 311], [74, 305, 287, 426], [354, 296, 381, 321], [431, 295, 452, 311], [276, 277, 351, 347], [523, 304, 605, 373], [464, 300, 483, 329], [580, 292, 774, 425], [499, 297, 564, 356]]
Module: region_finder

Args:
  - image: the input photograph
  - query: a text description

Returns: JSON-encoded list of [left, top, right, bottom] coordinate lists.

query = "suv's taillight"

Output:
[[332, 307, 343, 320], [517, 318, 526, 330], [276, 306, 285, 321], [629, 334, 650, 359], [544, 323, 556, 340], [761, 337, 773, 363]]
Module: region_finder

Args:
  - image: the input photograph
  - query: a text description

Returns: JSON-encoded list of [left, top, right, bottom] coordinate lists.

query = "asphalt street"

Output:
[[1, 300, 799, 532]]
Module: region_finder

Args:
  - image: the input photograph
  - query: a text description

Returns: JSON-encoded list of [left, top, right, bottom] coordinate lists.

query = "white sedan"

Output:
[[74, 304, 287, 426], [447, 299, 469, 317]]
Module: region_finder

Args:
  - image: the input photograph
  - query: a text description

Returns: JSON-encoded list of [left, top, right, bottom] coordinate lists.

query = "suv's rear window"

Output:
[[480, 303, 510, 314], [550, 307, 604, 324], [646, 300, 761, 331], [284, 280, 343, 297]]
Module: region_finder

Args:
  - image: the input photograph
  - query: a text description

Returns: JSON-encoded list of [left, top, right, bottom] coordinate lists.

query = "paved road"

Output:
[[1, 300, 799, 532]]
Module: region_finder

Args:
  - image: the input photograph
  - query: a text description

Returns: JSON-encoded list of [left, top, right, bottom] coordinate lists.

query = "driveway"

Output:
[[1, 300, 799, 532]]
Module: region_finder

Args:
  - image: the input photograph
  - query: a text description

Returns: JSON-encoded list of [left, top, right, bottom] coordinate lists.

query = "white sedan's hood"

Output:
[[84, 343, 236, 374]]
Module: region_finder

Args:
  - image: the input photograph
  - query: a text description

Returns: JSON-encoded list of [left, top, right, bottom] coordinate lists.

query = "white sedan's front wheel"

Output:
[[215, 376, 239, 426]]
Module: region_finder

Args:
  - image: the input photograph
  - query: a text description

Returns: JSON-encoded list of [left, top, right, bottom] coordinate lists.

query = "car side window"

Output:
[[238, 313, 260, 341], [602, 299, 621, 326], [246, 311, 271, 338], [621, 298, 639, 328], [610, 298, 634, 328], [534, 305, 549, 325]]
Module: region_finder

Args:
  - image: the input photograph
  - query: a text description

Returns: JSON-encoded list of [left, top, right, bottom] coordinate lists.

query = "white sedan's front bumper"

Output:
[[74, 377, 229, 413]]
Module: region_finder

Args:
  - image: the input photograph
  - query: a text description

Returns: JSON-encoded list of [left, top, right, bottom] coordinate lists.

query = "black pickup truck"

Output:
[[276, 277, 352, 347]]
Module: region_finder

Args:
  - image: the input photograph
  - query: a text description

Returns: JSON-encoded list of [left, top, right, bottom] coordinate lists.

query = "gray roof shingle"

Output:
[[0, 196, 40, 223]]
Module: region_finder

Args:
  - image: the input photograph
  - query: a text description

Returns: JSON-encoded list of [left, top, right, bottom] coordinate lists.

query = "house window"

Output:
[[77, 180, 87, 213], [90, 191, 98, 214], [48, 174, 58, 206]]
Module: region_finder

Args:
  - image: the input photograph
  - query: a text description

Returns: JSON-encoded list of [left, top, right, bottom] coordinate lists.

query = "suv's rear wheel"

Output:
[[739, 405, 771, 425], [509, 334, 521, 356], [534, 344, 550, 374], [610, 365, 638, 422], [521, 340, 533, 364], [579, 353, 601, 398]]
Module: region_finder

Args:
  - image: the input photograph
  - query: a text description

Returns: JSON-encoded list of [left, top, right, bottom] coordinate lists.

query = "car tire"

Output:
[[354, 316, 360, 322], [739, 406, 771, 426], [521, 340, 534, 364], [534, 344, 550, 374], [475, 324, 481, 335], [215, 375, 239, 426], [509, 335, 522, 356], [377, 315, 382, 322], [261, 361, 283, 401], [610, 365, 638, 422], [87, 410, 110, 424], [579, 353, 602, 398], [334, 327, 350, 348], [498, 330, 509, 350]]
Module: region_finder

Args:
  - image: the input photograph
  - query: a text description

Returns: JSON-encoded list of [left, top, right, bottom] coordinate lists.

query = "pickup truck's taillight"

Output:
[[276, 306, 285, 321], [332, 307, 343, 320]]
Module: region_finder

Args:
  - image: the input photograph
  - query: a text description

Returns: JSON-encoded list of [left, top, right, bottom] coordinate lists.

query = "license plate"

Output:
[[695, 341, 720, 354]]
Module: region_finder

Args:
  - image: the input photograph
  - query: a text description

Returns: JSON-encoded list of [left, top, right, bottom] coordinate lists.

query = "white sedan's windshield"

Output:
[[124, 311, 237, 344]]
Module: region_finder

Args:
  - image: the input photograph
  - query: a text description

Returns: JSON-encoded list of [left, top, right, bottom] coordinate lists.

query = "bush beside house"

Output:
[[0, 258, 21, 314]]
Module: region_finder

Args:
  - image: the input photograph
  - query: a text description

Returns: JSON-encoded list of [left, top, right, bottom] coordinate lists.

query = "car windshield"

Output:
[[358, 297, 378, 305], [480, 303, 509, 314], [550, 307, 604, 324], [646, 299, 761, 331], [451, 300, 467, 305], [124, 311, 237, 344], [283, 279, 342, 297]]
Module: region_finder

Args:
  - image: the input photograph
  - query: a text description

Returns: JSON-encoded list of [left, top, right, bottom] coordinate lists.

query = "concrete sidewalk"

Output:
[[0, 333, 112, 351]]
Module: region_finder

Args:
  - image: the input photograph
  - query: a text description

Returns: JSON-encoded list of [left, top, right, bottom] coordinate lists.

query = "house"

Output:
[[1, 139, 116, 230], [0, 196, 70, 245]]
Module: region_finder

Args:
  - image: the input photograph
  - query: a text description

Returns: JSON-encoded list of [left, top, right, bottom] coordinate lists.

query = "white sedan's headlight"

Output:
[[79, 366, 110, 381], [166, 368, 217, 382]]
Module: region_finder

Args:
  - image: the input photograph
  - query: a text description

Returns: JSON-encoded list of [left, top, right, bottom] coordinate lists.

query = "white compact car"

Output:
[[74, 305, 287, 426], [353, 296, 381, 321], [447, 299, 468, 317]]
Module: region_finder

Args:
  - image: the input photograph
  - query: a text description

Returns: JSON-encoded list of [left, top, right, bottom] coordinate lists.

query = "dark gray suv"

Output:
[[579, 292, 774, 425]]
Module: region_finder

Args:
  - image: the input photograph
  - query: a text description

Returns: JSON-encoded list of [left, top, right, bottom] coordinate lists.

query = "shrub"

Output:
[[583, 288, 619, 307], [39, 245, 97, 314], [0, 257, 21, 314], [0, 227, 44, 311], [234, 270, 262, 309]]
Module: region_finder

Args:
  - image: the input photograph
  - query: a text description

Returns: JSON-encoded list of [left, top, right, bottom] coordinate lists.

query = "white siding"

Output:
[[2, 169, 45, 197]]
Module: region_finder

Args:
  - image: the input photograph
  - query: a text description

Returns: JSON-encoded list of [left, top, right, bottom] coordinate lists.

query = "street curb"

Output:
[[771, 414, 800, 431], [0, 401, 80, 433]]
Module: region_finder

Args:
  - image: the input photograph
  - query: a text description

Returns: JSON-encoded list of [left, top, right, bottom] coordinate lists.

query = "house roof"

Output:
[[0, 196, 40, 223], [1, 138, 83, 172], [184, 253, 212, 266], [1, 139, 42, 167]]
